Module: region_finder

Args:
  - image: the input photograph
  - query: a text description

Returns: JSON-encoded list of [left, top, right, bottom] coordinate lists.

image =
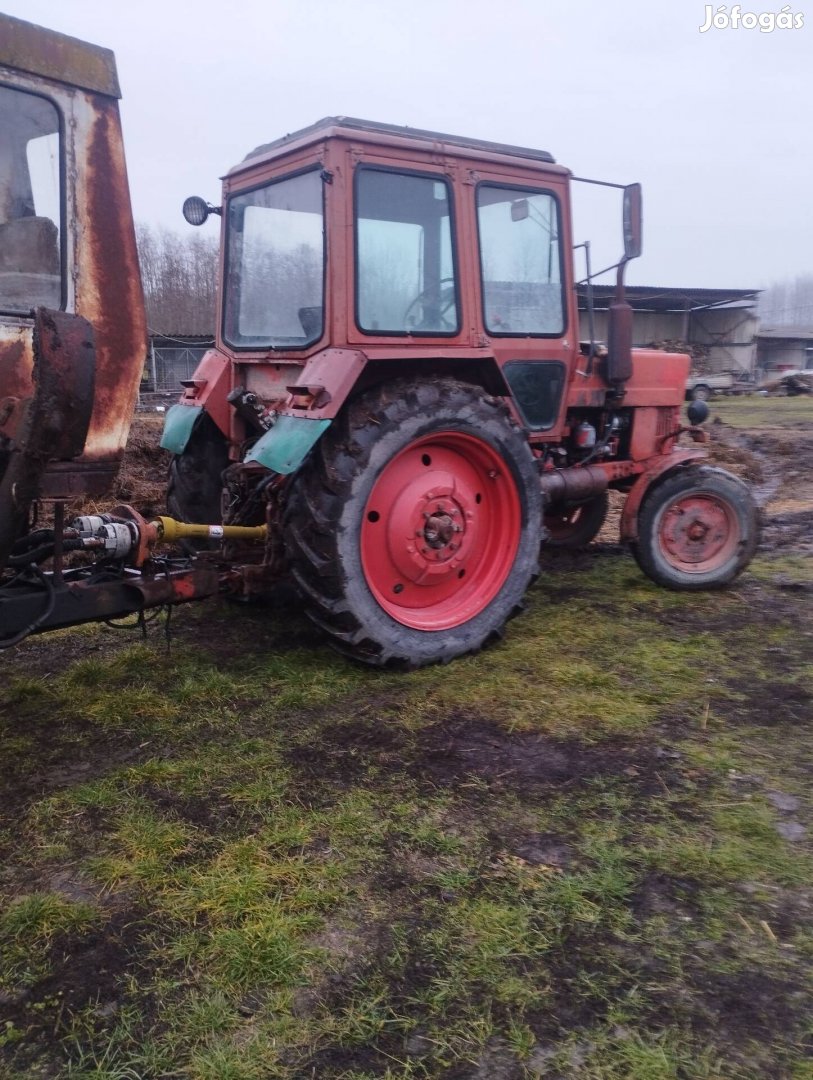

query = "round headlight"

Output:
[[182, 196, 209, 226]]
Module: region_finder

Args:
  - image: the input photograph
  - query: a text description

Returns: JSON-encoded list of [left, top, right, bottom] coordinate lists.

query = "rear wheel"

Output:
[[283, 378, 542, 667], [544, 492, 609, 548], [633, 466, 758, 589], [166, 413, 229, 547]]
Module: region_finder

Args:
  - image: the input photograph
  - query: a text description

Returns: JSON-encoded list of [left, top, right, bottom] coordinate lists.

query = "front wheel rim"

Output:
[[360, 432, 522, 631], [656, 491, 741, 574]]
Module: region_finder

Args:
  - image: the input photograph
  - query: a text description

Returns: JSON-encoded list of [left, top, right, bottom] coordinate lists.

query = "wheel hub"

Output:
[[659, 495, 737, 568], [391, 484, 473, 580], [423, 509, 458, 549]]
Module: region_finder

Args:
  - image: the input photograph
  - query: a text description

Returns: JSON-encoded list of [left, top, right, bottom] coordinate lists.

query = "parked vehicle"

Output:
[[0, 16, 759, 666], [685, 373, 735, 401]]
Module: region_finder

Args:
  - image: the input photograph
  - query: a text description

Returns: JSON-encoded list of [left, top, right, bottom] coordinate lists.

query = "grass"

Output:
[[709, 393, 813, 428], [1, 480, 812, 1075]]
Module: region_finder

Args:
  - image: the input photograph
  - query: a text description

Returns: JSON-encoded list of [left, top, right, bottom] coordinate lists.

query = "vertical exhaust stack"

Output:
[[606, 183, 642, 393]]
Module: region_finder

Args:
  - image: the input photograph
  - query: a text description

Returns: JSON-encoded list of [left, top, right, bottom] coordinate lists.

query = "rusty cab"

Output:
[[0, 15, 225, 646]]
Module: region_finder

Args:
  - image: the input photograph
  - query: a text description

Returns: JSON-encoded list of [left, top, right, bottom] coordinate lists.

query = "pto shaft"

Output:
[[154, 517, 267, 543]]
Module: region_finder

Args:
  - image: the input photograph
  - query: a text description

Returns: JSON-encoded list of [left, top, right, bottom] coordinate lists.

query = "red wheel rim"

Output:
[[360, 432, 522, 631], [657, 492, 740, 574]]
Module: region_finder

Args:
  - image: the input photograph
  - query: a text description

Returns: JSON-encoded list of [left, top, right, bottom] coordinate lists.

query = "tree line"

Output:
[[137, 222, 813, 337], [758, 275, 813, 327], [136, 223, 218, 337]]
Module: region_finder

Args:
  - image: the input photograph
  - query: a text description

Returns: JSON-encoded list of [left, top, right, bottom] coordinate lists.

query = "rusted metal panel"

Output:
[[0, 14, 120, 98], [0, 328, 33, 443], [33, 309, 96, 458], [0, 309, 96, 569], [74, 93, 147, 465], [0, 53, 146, 512]]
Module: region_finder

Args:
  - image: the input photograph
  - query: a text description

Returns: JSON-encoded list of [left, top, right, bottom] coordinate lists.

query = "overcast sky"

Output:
[[5, 0, 811, 289]]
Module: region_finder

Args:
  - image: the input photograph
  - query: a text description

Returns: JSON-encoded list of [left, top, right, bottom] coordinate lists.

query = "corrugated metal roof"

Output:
[[757, 327, 813, 340], [577, 285, 760, 313]]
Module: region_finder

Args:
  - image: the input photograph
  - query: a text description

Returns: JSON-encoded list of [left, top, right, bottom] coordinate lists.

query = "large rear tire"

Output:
[[632, 466, 758, 590], [283, 378, 542, 668]]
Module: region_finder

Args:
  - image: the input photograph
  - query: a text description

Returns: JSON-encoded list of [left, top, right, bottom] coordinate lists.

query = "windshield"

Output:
[[0, 85, 61, 314], [223, 169, 324, 349]]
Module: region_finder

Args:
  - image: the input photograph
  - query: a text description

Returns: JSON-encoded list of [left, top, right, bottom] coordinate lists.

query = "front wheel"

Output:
[[632, 467, 758, 590], [283, 378, 542, 667]]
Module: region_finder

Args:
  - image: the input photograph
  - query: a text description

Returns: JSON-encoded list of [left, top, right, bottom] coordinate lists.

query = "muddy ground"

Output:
[[0, 401, 811, 1079]]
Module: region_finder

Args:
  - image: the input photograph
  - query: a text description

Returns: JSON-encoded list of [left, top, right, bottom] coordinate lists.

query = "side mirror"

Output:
[[511, 199, 529, 222], [622, 183, 642, 260]]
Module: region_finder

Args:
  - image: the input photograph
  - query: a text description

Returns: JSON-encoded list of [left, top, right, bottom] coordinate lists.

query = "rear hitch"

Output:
[[0, 508, 267, 649]]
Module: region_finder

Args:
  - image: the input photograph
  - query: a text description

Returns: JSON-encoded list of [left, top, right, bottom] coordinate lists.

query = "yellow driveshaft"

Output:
[[155, 516, 267, 543]]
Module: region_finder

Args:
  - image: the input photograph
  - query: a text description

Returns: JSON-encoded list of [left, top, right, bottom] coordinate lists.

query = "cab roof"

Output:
[[0, 13, 120, 98], [234, 116, 558, 175]]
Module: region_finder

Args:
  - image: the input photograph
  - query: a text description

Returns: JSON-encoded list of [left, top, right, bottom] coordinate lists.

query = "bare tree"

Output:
[[759, 275, 813, 327], [136, 222, 218, 336]]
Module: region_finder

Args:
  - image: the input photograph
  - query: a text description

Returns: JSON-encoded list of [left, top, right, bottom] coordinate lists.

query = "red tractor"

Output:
[[162, 117, 758, 665], [0, 18, 758, 666]]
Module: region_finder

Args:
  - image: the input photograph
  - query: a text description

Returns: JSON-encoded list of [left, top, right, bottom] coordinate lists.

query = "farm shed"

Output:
[[578, 285, 760, 374], [756, 327, 813, 375]]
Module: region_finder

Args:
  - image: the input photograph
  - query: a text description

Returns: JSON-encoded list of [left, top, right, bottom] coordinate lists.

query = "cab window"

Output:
[[0, 85, 61, 313], [356, 169, 459, 335], [477, 184, 564, 336]]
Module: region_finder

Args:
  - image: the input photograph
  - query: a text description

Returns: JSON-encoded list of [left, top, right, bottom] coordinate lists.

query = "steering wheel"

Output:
[[403, 278, 457, 331]]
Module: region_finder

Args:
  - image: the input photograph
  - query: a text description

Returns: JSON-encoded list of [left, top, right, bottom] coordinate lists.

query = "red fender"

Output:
[[619, 450, 707, 542]]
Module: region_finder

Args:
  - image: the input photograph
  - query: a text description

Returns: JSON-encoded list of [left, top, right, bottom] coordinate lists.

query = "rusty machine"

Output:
[[0, 16, 758, 666]]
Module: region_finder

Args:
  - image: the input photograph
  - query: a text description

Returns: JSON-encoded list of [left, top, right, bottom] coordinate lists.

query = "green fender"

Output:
[[159, 404, 204, 454], [245, 414, 332, 475]]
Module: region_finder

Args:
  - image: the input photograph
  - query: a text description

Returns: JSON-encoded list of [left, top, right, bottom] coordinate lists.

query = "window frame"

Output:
[[475, 180, 567, 340], [221, 163, 327, 352], [0, 81, 66, 317], [353, 163, 462, 338]]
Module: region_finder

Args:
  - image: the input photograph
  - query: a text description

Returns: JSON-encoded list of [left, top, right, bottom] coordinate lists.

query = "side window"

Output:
[[0, 85, 62, 313], [477, 185, 564, 336], [356, 169, 459, 334]]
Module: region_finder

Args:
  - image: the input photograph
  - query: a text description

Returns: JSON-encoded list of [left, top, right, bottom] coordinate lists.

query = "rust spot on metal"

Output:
[[0, 337, 32, 440], [32, 307, 95, 459], [76, 96, 147, 469], [0, 308, 96, 570]]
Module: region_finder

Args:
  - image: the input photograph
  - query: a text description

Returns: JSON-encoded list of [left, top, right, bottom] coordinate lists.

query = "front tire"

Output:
[[283, 378, 542, 668], [633, 466, 758, 590]]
